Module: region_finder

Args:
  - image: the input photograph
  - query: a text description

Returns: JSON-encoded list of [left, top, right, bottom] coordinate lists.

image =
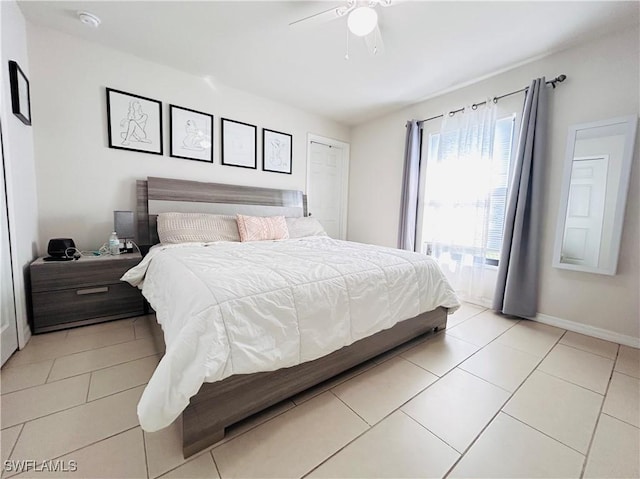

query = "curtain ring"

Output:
[[471, 104, 478, 110], [492, 97, 498, 104], [448, 111, 455, 117]]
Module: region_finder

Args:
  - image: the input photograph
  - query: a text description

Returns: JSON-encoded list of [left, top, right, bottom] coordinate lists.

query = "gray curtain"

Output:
[[493, 78, 548, 318], [398, 120, 423, 251]]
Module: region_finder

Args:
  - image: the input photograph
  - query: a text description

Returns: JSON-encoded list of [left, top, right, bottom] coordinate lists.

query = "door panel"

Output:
[[562, 157, 608, 267], [308, 142, 346, 239]]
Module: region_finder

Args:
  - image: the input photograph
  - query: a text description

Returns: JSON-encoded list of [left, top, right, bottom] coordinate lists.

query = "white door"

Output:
[[561, 156, 608, 268], [308, 141, 348, 239], [1, 124, 18, 366]]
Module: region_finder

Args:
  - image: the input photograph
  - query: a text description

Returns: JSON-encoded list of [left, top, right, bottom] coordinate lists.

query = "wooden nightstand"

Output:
[[30, 253, 144, 333]]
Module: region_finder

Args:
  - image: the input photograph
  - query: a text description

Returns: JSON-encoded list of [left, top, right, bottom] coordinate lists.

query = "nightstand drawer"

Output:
[[32, 283, 144, 328], [31, 256, 140, 293]]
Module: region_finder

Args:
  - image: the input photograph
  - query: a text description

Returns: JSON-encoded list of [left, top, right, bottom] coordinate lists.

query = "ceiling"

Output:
[[18, 1, 639, 126]]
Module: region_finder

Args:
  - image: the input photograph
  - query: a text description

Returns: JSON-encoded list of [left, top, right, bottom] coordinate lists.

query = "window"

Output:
[[421, 114, 515, 266]]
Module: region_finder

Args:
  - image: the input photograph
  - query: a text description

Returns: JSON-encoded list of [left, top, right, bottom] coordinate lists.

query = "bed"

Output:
[[129, 176, 460, 457]]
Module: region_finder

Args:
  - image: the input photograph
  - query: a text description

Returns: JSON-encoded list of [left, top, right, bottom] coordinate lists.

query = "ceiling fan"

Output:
[[289, 0, 400, 57]]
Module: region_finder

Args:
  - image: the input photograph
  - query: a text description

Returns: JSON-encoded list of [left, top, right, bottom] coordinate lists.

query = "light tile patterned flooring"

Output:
[[1, 304, 639, 478]]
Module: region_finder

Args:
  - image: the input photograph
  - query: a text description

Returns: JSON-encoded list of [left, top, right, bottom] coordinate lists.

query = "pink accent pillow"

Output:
[[236, 215, 290, 242]]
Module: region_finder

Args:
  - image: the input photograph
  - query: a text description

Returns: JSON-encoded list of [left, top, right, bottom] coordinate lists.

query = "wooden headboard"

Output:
[[136, 177, 305, 245]]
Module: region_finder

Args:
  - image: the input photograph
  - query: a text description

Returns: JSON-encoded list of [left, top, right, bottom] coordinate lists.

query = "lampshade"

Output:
[[347, 7, 378, 37]]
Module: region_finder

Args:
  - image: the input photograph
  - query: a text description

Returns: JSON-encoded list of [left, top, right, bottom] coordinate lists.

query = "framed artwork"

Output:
[[106, 88, 163, 155], [8, 61, 31, 126], [221, 118, 257, 169], [170, 105, 213, 163], [262, 128, 292, 174]]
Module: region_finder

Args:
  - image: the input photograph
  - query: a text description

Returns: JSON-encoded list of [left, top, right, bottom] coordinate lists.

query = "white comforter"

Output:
[[122, 237, 460, 431]]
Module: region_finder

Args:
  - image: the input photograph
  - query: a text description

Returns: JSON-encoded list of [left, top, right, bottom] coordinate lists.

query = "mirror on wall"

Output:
[[553, 115, 638, 275]]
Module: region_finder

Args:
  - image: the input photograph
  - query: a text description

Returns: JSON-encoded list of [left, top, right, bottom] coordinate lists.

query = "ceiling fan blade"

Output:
[[289, 4, 351, 29], [364, 25, 385, 56]]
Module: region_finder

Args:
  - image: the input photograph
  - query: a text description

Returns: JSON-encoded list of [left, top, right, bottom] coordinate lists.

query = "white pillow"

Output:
[[285, 217, 328, 238], [157, 213, 240, 244]]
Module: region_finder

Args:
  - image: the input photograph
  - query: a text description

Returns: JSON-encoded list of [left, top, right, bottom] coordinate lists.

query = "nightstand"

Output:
[[29, 253, 144, 333]]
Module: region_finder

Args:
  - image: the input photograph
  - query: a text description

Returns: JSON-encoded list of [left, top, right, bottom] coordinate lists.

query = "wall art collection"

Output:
[[105, 87, 292, 174]]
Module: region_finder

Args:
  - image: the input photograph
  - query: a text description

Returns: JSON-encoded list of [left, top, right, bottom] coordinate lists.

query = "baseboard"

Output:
[[535, 313, 640, 349]]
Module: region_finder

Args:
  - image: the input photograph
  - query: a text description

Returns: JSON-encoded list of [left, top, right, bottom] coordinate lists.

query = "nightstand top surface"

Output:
[[32, 252, 142, 266]]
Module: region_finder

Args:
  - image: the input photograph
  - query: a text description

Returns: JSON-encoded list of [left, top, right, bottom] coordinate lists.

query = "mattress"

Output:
[[122, 236, 460, 431]]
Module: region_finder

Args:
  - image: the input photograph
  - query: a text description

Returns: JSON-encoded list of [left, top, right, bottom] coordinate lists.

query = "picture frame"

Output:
[[170, 105, 213, 163], [221, 118, 257, 169], [106, 88, 163, 155], [8, 61, 31, 126], [262, 128, 293, 174]]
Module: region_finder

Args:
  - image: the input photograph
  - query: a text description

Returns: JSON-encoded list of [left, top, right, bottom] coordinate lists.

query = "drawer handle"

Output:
[[76, 287, 109, 295]]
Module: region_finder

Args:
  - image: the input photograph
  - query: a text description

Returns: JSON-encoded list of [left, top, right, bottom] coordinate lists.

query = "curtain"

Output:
[[398, 120, 423, 251], [422, 102, 499, 305], [493, 78, 547, 318]]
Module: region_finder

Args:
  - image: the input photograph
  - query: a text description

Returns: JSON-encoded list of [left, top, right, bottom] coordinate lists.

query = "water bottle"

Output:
[[109, 231, 120, 255]]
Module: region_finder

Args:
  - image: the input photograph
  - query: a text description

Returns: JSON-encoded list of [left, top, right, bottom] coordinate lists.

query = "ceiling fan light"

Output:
[[347, 7, 378, 37]]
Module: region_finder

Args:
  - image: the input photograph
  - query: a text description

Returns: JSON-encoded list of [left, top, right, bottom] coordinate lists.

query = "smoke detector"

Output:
[[77, 11, 101, 28]]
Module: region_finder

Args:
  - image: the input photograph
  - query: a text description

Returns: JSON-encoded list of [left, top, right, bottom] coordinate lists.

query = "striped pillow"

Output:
[[157, 213, 240, 244], [236, 215, 289, 242]]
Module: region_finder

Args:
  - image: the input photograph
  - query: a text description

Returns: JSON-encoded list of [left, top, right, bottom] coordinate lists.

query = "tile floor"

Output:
[[1, 304, 639, 478]]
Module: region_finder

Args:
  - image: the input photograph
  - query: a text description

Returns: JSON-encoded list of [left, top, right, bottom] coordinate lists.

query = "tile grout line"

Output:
[[7, 352, 163, 394], [4, 334, 140, 370], [1, 382, 144, 432], [579, 345, 621, 479], [291, 361, 378, 406], [501, 410, 588, 456], [302, 368, 443, 479], [442, 326, 566, 479], [559, 341, 619, 360], [610, 369, 640, 381], [3, 423, 25, 474], [600, 411, 640, 430], [85, 373, 92, 403], [8, 425, 140, 468], [535, 369, 609, 396], [303, 366, 449, 478], [210, 449, 223, 479], [44, 358, 56, 384], [142, 427, 150, 479], [3, 329, 155, 371], [328, 390, 371, 426], [399, 409, 462, 454]]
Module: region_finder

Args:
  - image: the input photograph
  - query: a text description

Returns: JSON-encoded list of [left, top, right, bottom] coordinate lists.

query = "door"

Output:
[[307, 140, 348, 239], [561, 156, 608, 268], [0, 120, 18, 365]]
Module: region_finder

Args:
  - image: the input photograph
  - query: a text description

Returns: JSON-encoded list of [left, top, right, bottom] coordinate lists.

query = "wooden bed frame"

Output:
[[136, 177, 448, 457]]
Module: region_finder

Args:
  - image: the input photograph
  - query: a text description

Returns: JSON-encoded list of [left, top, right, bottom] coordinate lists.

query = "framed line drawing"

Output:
[[170, 105, 213, 163], [106, 88, 163, 155], [262, 128, 292, 174], [8, 61, 31, 126], [221, 118, 257, 169]]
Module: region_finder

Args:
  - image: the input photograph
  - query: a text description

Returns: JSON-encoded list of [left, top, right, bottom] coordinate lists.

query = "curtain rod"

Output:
[[418, 74, 567, 124]]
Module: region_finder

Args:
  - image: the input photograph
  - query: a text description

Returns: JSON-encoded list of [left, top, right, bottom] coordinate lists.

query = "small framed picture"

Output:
[[106, 88, 163, 155], [221, 118, 257, 169], [8, 61, 31, 126], [262, 128, 292, 174], [170, 105, 213, 163]]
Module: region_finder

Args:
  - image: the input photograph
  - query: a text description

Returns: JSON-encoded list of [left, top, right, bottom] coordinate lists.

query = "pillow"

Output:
[[236, 215, 289, 242], [285, 217, 328, 238], [157, 213, 240, 244]]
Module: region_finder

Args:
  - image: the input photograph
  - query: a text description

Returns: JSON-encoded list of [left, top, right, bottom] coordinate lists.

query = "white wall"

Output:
[[27, 24, 350, 251], [1, 0, 39, 347], [348, 27, 640, 343]]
